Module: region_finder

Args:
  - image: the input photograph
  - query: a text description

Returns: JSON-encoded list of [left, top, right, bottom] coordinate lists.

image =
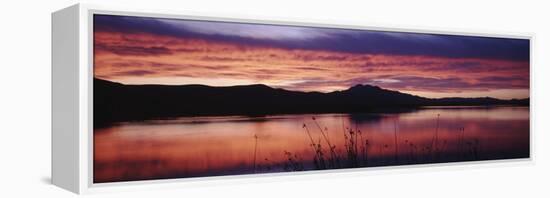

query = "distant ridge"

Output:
[[94, 78, 529, 126]]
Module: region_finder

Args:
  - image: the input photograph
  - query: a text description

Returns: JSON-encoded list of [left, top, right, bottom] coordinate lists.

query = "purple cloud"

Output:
[[94, 14, 530, 61]]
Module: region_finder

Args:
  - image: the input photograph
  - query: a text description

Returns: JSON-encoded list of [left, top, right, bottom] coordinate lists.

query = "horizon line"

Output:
[[93, 77, 529, 101]]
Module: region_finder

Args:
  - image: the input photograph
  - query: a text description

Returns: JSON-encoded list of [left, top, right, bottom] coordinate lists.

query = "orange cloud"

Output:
[[94, 31, 529, 99]]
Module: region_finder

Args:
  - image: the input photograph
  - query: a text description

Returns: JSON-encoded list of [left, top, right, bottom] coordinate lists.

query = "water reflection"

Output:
[[94, 106, 529, 183]]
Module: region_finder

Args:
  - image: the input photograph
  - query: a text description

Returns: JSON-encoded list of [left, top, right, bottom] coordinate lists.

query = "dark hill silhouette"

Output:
[[94, 78, 529, 126]]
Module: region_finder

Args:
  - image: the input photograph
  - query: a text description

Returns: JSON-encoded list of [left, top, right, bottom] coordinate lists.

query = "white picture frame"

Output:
[[52, 3, 534, 194]]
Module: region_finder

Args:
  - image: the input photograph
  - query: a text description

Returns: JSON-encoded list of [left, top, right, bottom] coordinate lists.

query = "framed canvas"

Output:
[[52, 3, 533, 194]]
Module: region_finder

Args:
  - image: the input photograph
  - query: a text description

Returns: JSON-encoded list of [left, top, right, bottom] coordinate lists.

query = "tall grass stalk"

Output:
[[394, 119, 398, 163], [312, 116, 340, 168], [303, 123, 326, 169], [253, 134, 258, 173], [430, 114, 440, 160]]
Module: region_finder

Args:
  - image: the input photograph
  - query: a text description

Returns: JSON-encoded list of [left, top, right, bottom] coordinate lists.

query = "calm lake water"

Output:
[[94, 106, 529, 183]]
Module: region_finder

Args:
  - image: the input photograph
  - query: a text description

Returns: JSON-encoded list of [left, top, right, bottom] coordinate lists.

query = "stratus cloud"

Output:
[[161, 19, 333, 40], [94, 14, 530, 61], [93, 31, 529, 99]]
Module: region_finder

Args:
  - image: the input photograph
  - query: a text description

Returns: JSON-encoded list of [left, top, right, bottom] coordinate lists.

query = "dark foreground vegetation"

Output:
[[253, 115, 528, 173]]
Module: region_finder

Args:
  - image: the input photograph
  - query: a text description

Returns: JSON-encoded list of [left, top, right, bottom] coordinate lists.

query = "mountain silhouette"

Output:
[[94, 78, 528, 126]]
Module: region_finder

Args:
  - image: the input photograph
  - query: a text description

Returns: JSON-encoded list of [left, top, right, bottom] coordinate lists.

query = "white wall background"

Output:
[[0, 0, 548, 197]]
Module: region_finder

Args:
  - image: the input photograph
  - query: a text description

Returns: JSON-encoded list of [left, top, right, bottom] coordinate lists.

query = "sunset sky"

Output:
[[93, 15, 530, 99]]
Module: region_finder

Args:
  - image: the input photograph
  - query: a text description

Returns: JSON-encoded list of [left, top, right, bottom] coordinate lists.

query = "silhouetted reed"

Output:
[[431, 114, 440, 161], [344, 126, 359, 167], [303, 123, 326, 169], [283, 151, 305, 171], [312, 116, 340, 168], [358, 129, 368, 166], [394, 119, 399, 163], [285, 113, 484, 171], [253, 134, 258, 173]]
